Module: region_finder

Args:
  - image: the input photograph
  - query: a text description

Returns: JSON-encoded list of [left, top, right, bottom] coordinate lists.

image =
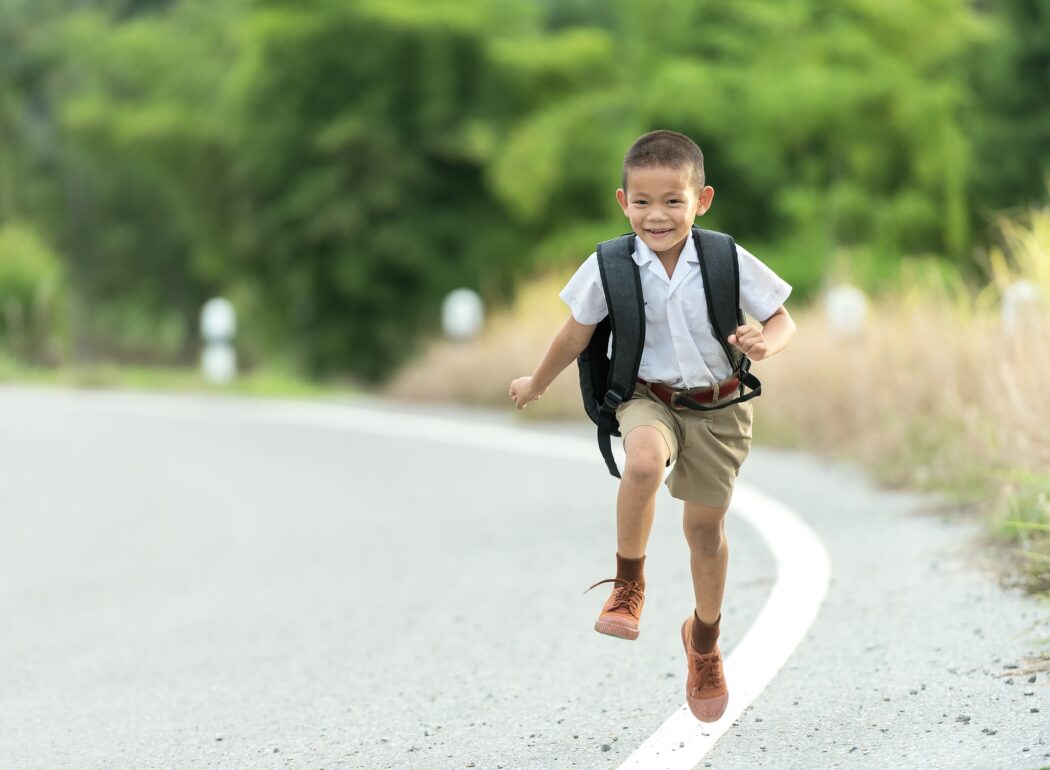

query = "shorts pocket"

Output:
[[704, 403, 753, 474]]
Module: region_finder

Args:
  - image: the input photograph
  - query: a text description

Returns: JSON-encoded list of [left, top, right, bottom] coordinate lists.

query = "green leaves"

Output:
[[0, 222, 65, 363], [1, 0, 1047, 379]]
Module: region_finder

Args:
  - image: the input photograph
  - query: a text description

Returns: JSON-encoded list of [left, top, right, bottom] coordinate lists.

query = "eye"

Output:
[[667, 199, 681, 204], [634, 199, 648, 205]]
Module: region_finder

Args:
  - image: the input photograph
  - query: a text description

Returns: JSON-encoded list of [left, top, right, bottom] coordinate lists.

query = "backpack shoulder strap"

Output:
[[693, 226, 744, 369], [596, 232, 644, 411], [687, 226, 763, 410], [593, 232, 644, 477]]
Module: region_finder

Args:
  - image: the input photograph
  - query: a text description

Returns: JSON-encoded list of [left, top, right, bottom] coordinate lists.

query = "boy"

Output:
[[508, 130, 795, 723]]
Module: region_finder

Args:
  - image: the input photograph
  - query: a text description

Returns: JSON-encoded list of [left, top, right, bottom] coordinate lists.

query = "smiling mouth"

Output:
[[646, 228, 673, 236]]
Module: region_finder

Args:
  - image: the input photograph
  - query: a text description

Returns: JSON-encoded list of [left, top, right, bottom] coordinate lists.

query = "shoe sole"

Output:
[[594, 619, 640, 640], [680, 619, 729, 722]]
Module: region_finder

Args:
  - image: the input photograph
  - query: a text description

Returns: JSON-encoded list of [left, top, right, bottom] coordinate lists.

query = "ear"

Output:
[[616, 188, 629, 215], [695, 186, 714, 216]]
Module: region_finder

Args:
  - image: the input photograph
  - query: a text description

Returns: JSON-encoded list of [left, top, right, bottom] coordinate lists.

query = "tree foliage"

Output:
[[0, 0, 1046, 379]]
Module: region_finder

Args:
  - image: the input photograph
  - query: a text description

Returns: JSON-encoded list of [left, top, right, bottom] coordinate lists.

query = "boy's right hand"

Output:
[[509, 376, 546, 409]]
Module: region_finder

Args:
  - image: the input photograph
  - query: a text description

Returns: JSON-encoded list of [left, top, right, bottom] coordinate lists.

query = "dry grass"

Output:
[[385, 207, 1050, 597], [757, 295, 1049, 486], [386, 273, 585, 420], [755, 296, 1050, 596]]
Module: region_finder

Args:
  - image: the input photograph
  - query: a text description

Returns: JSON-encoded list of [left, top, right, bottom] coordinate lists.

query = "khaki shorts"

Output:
[[614, 381, 754, 507]]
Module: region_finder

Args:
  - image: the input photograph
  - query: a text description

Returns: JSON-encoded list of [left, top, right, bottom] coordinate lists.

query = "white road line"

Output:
[[2, 387, 832, 769], [616, 484, 831, 769]]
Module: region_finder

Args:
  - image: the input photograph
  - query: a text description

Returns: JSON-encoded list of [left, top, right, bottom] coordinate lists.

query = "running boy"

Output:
[[508, 130, 795, 722]]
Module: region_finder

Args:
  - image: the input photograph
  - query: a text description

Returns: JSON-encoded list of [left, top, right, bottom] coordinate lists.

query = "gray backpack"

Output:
[[576, 225, 762, 477]]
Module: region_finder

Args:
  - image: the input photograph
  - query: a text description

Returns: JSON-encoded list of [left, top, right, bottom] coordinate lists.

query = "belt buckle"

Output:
[[673, 384, 712, 409], [669, 389, 686, 411]]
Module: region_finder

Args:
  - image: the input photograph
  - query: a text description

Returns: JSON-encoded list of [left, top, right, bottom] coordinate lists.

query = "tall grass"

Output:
[[386, 205, 1050, 599], [385, 273, 585, 417]]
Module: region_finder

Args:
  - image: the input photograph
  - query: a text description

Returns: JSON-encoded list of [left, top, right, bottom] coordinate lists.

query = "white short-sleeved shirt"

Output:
[[559, 233, 792, 388]]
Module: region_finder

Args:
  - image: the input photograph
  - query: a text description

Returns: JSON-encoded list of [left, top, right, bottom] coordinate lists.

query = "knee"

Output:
[[683, 507, 727, 552], [686, 526, 726, 556], [623, 452, 665, 487]]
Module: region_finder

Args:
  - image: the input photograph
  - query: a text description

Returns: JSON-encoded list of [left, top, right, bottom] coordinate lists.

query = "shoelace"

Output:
[[688, 648, 724, 694], [584, 577, 644, 617]]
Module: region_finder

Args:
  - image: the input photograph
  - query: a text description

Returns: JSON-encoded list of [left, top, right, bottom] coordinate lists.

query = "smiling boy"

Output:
[[508, 130, 795, 722]]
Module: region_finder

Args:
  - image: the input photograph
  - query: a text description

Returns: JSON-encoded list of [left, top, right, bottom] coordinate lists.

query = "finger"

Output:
[[728, 334, 737, 347]]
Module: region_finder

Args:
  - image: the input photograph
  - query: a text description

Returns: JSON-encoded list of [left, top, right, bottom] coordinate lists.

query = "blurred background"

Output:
[[0, 0, 1047, 596]]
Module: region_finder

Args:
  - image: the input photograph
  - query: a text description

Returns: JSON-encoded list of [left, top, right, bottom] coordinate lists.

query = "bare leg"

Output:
[[682, 500, 731, 624], [616, 427, 670, 558]]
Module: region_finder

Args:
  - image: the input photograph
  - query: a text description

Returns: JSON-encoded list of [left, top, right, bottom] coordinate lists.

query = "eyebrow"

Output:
[[629, 190, 687, 197]]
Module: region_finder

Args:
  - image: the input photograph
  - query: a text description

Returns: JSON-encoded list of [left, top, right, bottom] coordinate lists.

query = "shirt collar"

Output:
[[631, 236, 653, 266], [631, 229, 699, 266]]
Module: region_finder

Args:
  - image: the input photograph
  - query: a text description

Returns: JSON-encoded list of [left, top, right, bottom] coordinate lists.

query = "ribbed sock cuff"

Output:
[[692, 611, 720, 653], [615, 552, 646, 587]]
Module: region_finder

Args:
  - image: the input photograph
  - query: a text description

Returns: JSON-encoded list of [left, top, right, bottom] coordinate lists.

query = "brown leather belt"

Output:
[[637, 377, 741, 409]]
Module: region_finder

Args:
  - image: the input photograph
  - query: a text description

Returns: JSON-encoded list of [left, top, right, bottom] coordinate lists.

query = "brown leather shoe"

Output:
[[681, 615, 729, 722], [586, 577, 645, 640]]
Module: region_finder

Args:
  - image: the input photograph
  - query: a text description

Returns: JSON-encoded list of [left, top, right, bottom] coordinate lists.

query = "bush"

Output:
[[0, 222, 67, 364]]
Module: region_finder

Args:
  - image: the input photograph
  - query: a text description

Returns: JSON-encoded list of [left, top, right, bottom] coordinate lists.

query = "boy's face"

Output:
[[616, 165, 714, 259]]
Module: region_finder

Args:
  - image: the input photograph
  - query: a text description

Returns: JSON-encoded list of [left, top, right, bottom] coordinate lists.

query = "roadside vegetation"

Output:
[[2, 0, 1048, 382]]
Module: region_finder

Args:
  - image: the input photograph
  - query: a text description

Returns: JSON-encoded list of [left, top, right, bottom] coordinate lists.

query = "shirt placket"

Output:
[[667, 271, 715, 387]]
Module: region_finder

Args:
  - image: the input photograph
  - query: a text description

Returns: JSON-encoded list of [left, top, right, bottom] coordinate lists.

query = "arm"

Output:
[[728, 304, 795, 361], [509, 313, 597, 409]]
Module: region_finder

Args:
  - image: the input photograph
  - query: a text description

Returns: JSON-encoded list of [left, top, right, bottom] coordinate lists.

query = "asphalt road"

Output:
[[0, 386, 1046, 770]]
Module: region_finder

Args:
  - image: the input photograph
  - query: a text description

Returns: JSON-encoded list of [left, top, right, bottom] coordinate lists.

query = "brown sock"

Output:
[[615, 553, 645, 588], [691, 611, 720, 653]]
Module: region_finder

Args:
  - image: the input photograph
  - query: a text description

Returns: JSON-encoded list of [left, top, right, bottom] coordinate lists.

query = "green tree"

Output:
[[233, 0, 533, 380], [493, 0, 984, 297], [3, 0, 1048, 381], [0, 221, 66, 363], [969, 0, 1050, 215], [50, 1, 244, 361]]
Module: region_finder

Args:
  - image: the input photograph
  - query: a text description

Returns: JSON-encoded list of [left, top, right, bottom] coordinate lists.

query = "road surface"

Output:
[[0, 386, 1046, 769]]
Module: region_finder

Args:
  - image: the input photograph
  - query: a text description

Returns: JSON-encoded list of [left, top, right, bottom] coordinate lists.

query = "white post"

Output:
[[823, 284, 868, 339], [200, 297, 237, 383], [1001, 280, 1043, 333], [441, 288, 485, 342]]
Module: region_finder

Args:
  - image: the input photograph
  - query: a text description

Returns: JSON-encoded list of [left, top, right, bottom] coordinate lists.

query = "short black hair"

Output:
[[621, 130, 705, 191]]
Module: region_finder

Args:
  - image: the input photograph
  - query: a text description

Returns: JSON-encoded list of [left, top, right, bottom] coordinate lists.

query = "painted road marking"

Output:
[[616, 484, 831, 769], [3, 388, 832, 768]]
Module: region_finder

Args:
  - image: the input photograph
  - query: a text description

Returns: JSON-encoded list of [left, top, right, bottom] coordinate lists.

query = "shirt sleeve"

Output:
[[558, 252, 609, 324], [736, 244, 792, 323]]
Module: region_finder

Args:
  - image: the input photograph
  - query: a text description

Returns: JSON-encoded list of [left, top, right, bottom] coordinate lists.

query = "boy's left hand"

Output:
[[728, 325, 768, 361]]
